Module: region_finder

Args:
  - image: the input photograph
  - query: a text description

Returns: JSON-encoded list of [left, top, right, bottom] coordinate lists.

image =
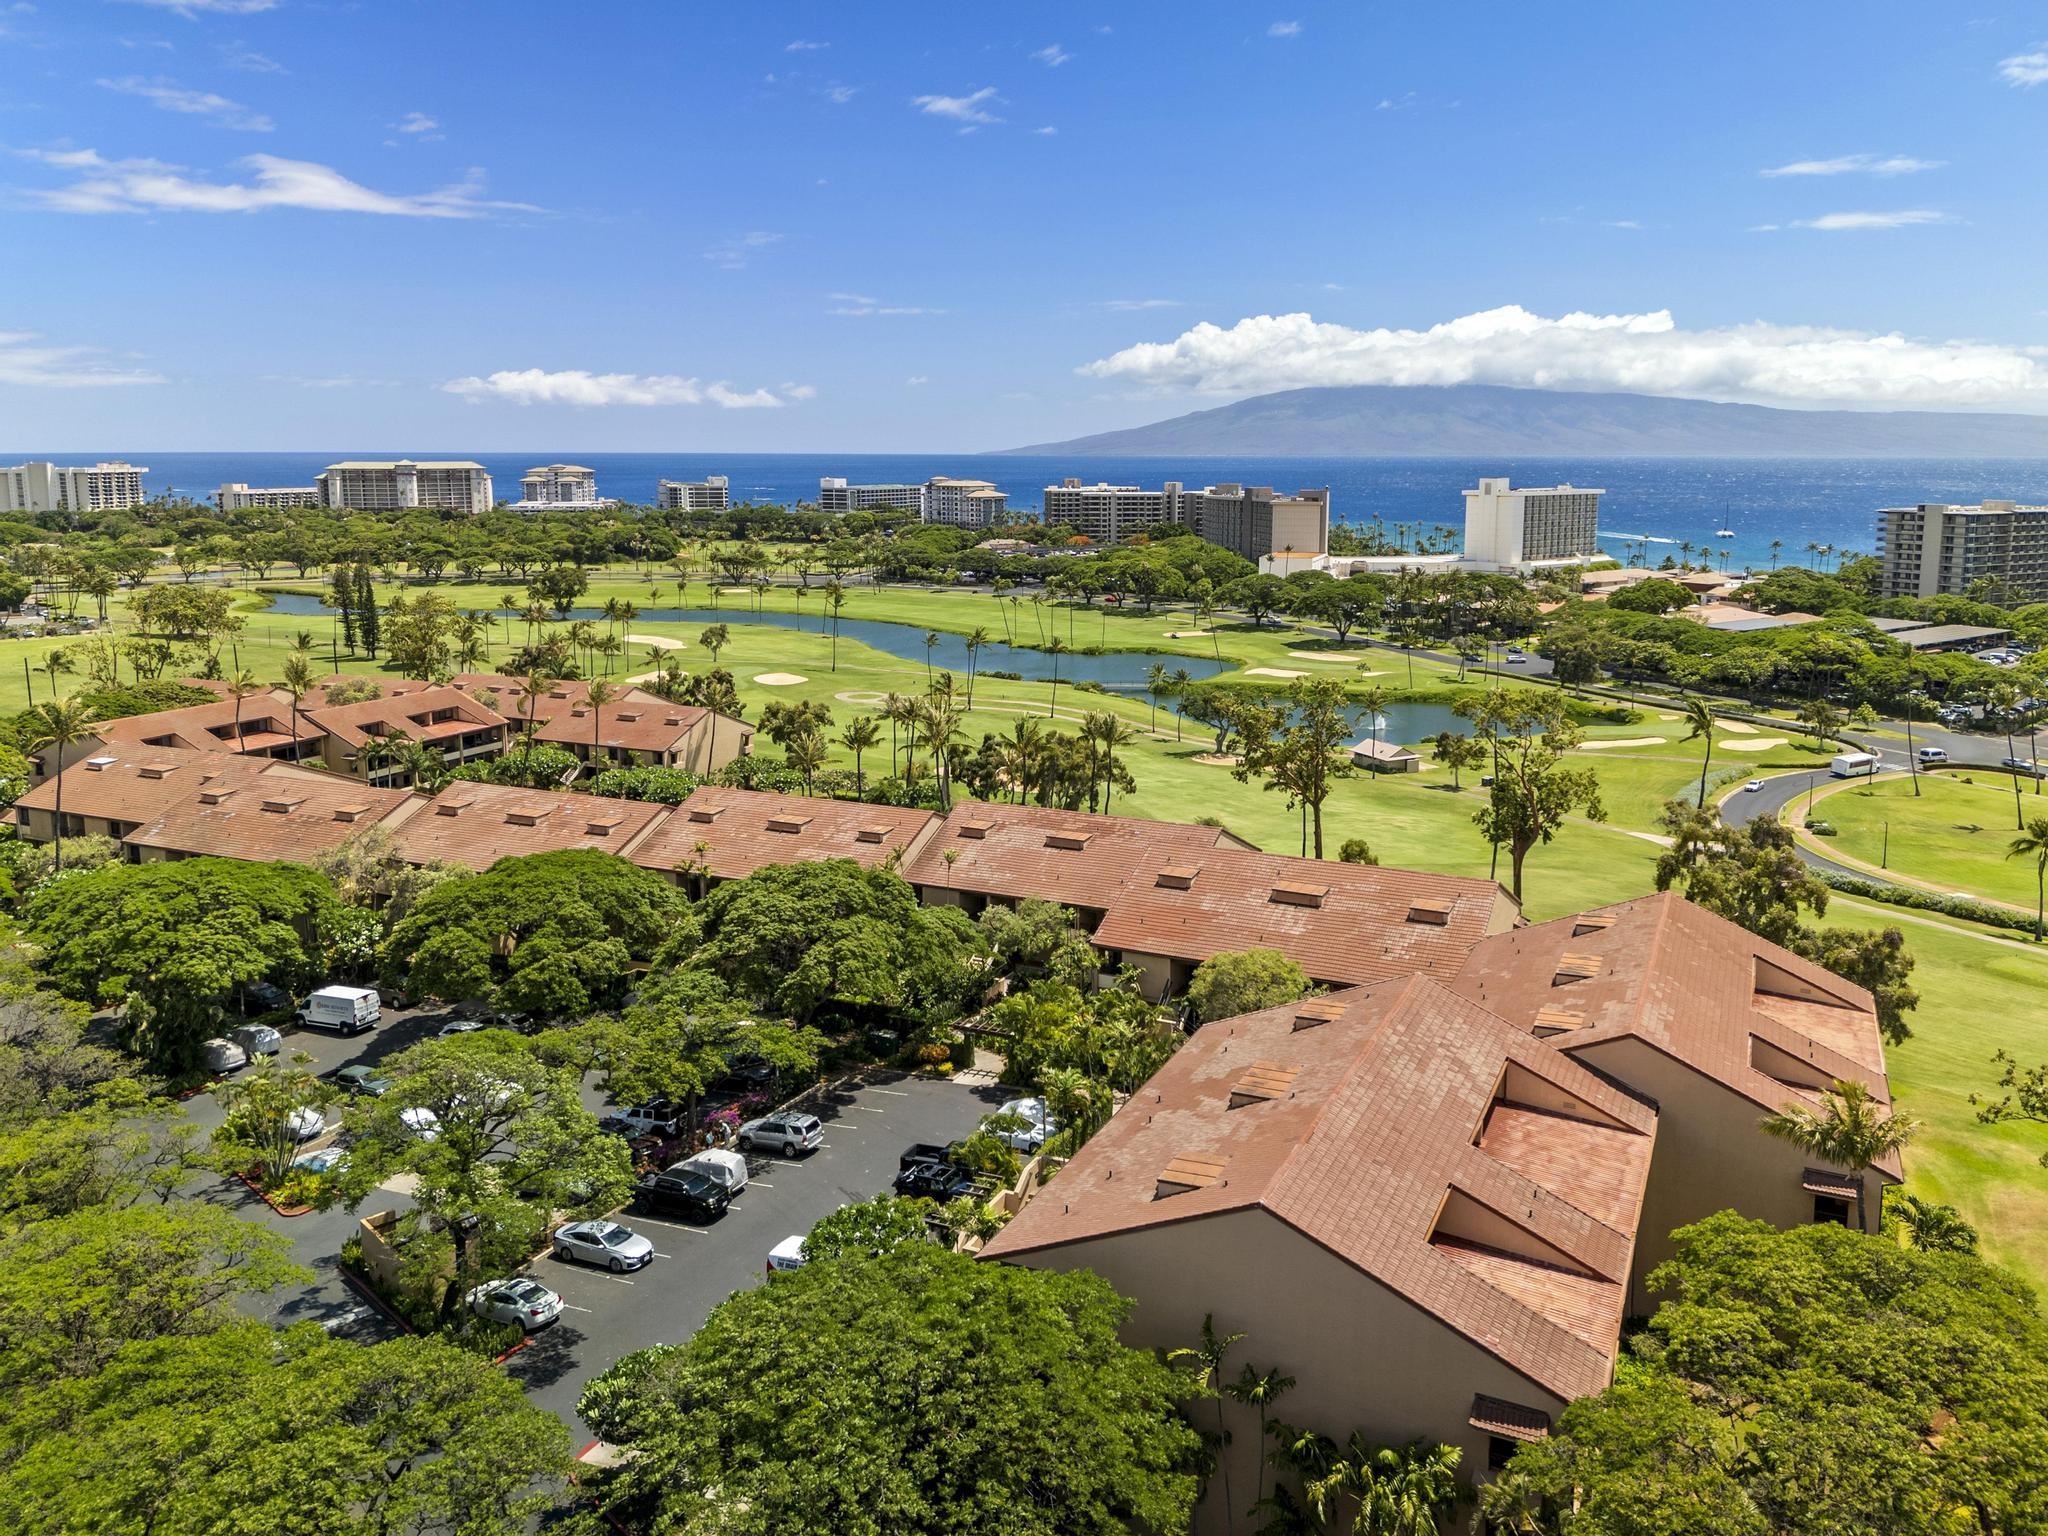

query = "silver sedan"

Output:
[[552, 1219, 656, 1273]]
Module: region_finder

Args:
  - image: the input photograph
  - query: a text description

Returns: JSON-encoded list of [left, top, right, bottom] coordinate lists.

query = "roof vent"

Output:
[[1155, 864, 1200, 890], [333, 803, 372, 823], [1154, 1155, 1226, 1200], [855, 824, 893, 844], [688, 804, 725, 823], [1292, 997, 1345, 1031], [1407, 898, 1454, 926], [505, 803, 554, 827], [1553, 953, 1605, 985], [585, 811, 628, 835], [1269, 881, 1329, 909], [615, 711, 641, 723], [1228, 1061, 1300, 1108], [958, 819, 992, 840], [1571, 915, 1616, 938], [548, 687, 573, 699], [197, 786, 239, 805], [569, 706, 589, 718], [665, 715, 684, 727], [84, 755, 117, 773], [1532, 1005, 1586, 1036], [767, 813, 812, 834], [1045, 830, 1092, 851], [259, 795, 306, 815], [138, 761, 179, 779]]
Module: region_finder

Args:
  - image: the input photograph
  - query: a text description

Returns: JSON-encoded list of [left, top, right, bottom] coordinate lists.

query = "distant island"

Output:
[[1000, 384, 2048, 459]]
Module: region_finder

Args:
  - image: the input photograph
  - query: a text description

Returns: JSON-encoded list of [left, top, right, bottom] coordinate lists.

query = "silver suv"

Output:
[[737, 1112, 824, 1156]]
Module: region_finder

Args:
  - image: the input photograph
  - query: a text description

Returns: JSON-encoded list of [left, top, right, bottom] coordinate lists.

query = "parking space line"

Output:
[[653, 1252, 674, 1259], [627, 1215, 710, 1235], [870, 1088, 911, 1097], [856, 1105, 888, 1114], [749, 1181, 775, 1188], [605, 1276, 636, 1286], [560, 1303, 594, 1314]]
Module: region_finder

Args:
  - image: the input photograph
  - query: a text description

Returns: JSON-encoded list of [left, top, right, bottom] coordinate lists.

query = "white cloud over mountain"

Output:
[[1080, 305, 2048, 408]]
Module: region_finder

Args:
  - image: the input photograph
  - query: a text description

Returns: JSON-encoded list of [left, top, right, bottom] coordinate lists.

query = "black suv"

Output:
[[633, 1168, 732, 1222], [893, 1159, 983, 1202]]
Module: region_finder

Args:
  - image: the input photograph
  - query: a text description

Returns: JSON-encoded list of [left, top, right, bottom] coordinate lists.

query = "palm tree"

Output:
[[33, 646, 75, 706], [922, 629, 939, 688], [583, 678, 619, 774], [1681, 695, 1717, 806], [999, 717, 1043, 804], [2009, 817, 2048, 941], [1992, 682, 2027, 829], [1045, 637, 1069, 719], [24, 696, 98, 874], [1145, 662, 1168, 732], [1761, 1078, 1916, 1233], [1224, 1365, 1296, 1527], [516, 672, 551, 780], [785, 728, 829, 795], [281, 653, 315, 761], [1168, 1315, 1246, 1535], [224, 669, 265, 753], [1170, 667, 1192, 742], [1355, 682, 1392, 786], [1084, 710, 1143, 813], [964, 627, 990, 710], [839, 715, 882, 799], [915, 696, 966, 810], [1770, 538, 1783, 569], [1317, 1437, 1465, 1536], [824, 580, 847, 671]]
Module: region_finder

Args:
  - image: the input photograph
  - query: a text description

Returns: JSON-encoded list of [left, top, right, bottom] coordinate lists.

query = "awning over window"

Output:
[[1469, 1394, 1551, 1443], [1802, 1167, 1861, 1200]]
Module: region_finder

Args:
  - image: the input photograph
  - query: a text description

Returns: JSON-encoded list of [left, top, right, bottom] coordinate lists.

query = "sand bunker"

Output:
[[1722, 737, 1788, 751], [1245, 667, 1307, 679], [1718, 720, 1758, 733], [753, 672, 808, 686], [1579, 737, 1668, 750], [1288, 650, 1362, 661], [1657, 713, 1680, 721], [1192, 752, 1242, 767], [1165, 630, 1212, 638], [718, 586, 754, 595], [626, 633, 683, 649], [835, 690, 887, 704]]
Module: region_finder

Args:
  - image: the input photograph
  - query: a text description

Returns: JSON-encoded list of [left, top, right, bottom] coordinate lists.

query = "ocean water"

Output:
[[26, 450, 2048, 573]]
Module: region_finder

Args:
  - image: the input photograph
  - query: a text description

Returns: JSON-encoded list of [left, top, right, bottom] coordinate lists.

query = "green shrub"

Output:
[[1819, 872, 2039, 936]]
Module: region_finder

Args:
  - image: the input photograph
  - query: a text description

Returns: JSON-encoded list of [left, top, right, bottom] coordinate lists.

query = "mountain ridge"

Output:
[[999, 385, 2048, 459]]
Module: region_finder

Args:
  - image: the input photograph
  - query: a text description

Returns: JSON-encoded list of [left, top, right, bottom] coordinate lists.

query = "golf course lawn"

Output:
[[1814, 771, 2048, 913]]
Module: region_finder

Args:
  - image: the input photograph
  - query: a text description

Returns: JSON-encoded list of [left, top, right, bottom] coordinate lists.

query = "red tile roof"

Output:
[[447, 675, 661, 728], [984, 974, 1655, 1401], [118, 759, 424, 861], [94, 690, 328, 755], [305, 685, 508, 750], [15, 744, 223, 822], [903, 802, 1239, 911], [628, 787, 940, 880], [389, 780, 671, 870], [532, 698, 712, 755]]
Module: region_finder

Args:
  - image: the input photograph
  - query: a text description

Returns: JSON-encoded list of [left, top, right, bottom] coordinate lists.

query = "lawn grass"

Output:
[[1813, 771, 2048, 911]]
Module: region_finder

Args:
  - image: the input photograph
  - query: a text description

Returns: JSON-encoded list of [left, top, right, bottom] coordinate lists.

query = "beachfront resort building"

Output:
[[1041, 478, 1331, 559], [1461, 478, 1604, 572], [314, 460, 494, 516], [658, 475, 731, 512], [0, 460, 149, 517], [518, 464, 606, 507], [817, 476, 1010, 527], [217, 483, 320, 511], [817, 477, 926, 516], [1876, 500, 2048, 603]]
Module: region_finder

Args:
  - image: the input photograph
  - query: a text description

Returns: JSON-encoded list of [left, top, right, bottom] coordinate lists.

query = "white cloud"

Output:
[[1376, 92, 1417, 111], [1268, 20, 1301, 37], [1031, 43, 1070, 66], [1791, 209, 1953, 230], [98, 76, 273, 131], [702, 230, 781, 269], [827, 293, 944, 316], [1603, 219, 1643, 230], [1761, 153, 1943, 177], [18, 147, 534, 217], [115, 0, 275, 14], [393, 111, 439, 135], [1032, 125, 1057, 135], [0, 329, 163, 387], [220, 42, 283, 72], [1998, 47, 2048, 86], [442, 369, 792, 408], [1077, 303, 2048, 409], [1103, 297, 1180, 310], [786, 38, 828, 52], [912, 86, 1001, 130], [906, 375, 929, 386], [779, 382, 817, 400], [825, 84, 857, 104]]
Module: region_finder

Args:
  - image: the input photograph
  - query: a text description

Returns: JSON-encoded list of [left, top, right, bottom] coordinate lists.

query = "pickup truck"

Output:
[[899, 1141, 964, 1172], [601, 1101, 686, 1138]]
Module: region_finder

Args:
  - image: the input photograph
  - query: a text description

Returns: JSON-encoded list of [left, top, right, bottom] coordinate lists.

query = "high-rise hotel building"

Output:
[[0, 461, 149, 517], [658, 475, 731, 512], [1040, 478, 1331, 561], [519, 464, 603, 506], [1877, 501, 2048, 602], [314, 460, 494, 516], [817, 476, 1009, 527], [1459, 478, 1603, 570]]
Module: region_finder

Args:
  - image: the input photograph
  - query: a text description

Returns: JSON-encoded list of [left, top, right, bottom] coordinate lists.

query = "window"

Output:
[[1487, 1436, 1519, 1473], [1813, 1194, 1851, 1227]]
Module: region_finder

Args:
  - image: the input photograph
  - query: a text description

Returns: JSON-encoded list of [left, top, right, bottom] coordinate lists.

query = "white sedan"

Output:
[[285, 1106, 326, 1141], [399, 1106, 440, 1141], [467, 1277, 563, 1331], [553, 1219, 655, 1273], [1743, 779, 1765, 793]]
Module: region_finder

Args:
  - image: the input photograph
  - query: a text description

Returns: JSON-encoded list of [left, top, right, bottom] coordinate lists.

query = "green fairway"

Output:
[[1812, 772, 2048, 912]]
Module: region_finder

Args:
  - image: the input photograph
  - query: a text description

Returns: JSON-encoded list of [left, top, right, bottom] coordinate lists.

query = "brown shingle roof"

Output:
[[532, 699, 714, 755], [15, 744, 221, 822], [447, 675, 661, 728], [120, 759, 424, 861], [94, 690, 328, 755], [305, 685, 507, 750], [1448, 891, 1899, 1180], [389, 780, 671, 870], [627, 787, 941, 881], [984, 975, 1656, 1401], [903, 802, 1238, 912]]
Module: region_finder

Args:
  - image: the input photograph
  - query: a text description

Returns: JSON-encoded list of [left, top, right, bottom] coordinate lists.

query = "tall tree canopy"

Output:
[[1479, 1213, 2048, 1536], [578, 1244, 1201, 1536], [382, 848, 682, 1017]]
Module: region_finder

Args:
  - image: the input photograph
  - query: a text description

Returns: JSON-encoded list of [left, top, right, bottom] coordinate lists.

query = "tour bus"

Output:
[[1829, 751, 1879, 779]]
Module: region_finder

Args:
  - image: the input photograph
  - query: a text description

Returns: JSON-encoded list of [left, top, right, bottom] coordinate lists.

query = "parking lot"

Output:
[[176, 1005, 1007, 1433]]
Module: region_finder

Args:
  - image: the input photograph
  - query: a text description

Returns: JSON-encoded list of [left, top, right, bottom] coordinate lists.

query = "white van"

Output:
[[1916, 746, 1948, 765], [1829, 752, 1879, 779], [675, 1148, 749, 1196], [298, 986, 381, 1036], [766, 1235, 806, 1274]]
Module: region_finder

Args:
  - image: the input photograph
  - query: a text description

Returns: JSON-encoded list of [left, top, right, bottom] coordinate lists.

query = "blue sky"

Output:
[[5, 1, 2048, 452]]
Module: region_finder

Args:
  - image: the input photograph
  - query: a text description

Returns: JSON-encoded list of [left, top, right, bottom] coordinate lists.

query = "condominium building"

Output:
[[0, 460, 149, 517], [1172, 482, 1331, 562], [1461, 477, 1604, 571], [314, 460, 494, 516], [817, 477, 928, 516], [217, 483, 320, 511], [658, 475, 731, 512], [518, 464, 604, 507], [1876, 501, 2048, 602], [1042, 480, 1173, 544], [922, 477, 1008, 529]]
